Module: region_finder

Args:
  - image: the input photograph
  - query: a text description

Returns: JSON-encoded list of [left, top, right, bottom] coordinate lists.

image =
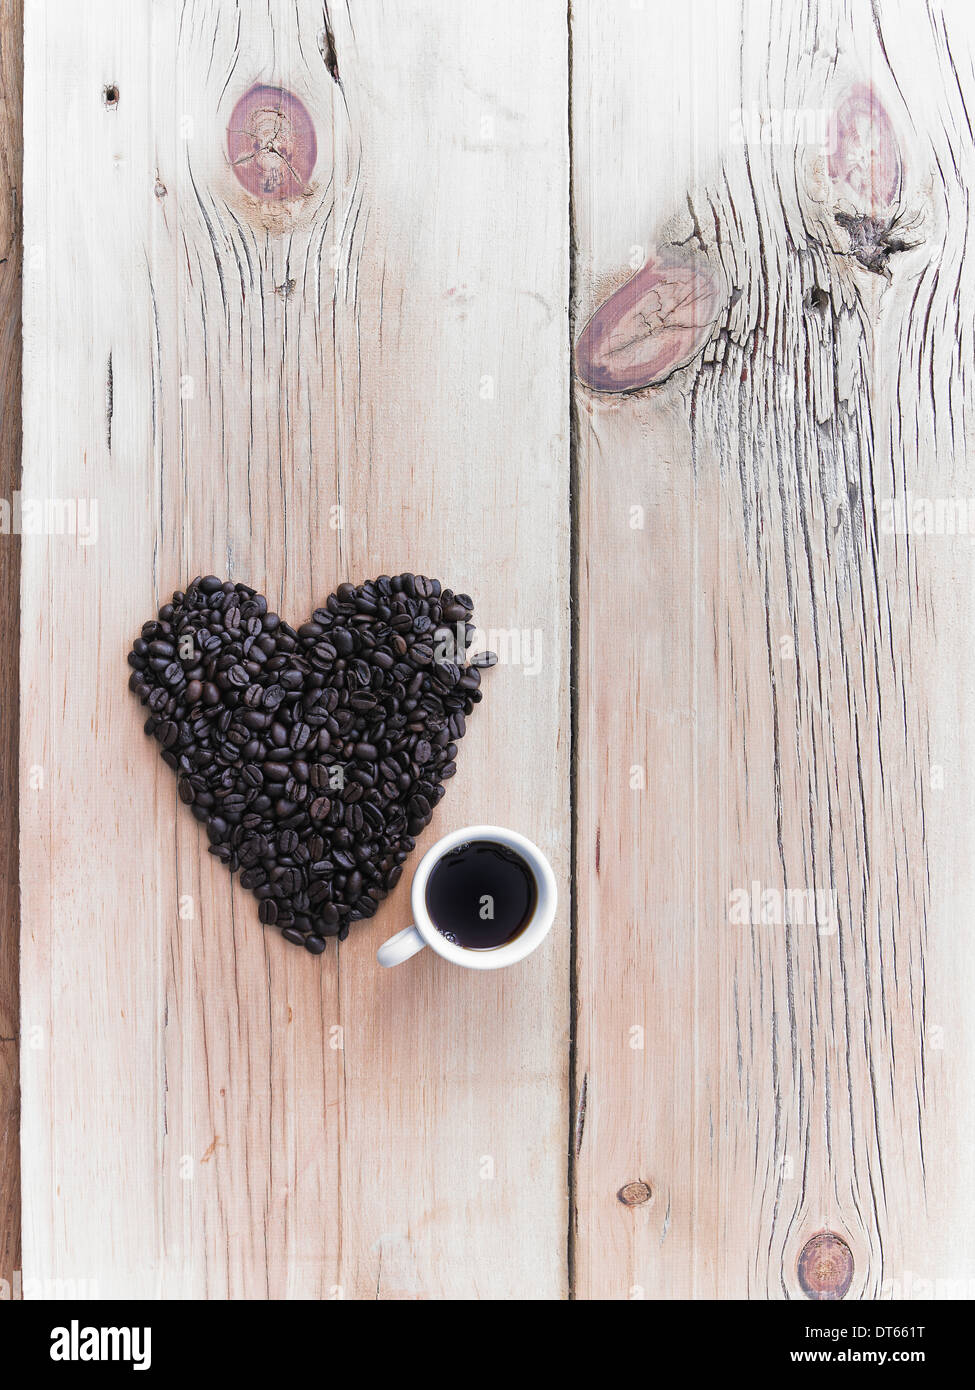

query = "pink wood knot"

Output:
[[617, 1180, 652, 1207], [575, 253, 723, 393], [828, 84, 901, 214], [227, 84, 317, 200], [797, 1232, 855, 1300]]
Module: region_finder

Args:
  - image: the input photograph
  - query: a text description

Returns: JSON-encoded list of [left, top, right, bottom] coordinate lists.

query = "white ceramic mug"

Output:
[[377, 825, 557, 970]]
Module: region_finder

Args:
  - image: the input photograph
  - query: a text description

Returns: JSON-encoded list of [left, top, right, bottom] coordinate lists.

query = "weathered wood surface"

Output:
[[0, 0, 21, 1299], [20, 0, 569, 1299], [572, 0, 975, 1299], [18, 0, 975, 1301]]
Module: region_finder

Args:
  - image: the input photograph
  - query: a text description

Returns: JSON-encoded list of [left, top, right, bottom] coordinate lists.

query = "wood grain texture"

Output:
[[21, 0, 975, 1303], [571, 0, 975, 1299], [0, 0, 22, 1297], [21, 0, 569, 1299]]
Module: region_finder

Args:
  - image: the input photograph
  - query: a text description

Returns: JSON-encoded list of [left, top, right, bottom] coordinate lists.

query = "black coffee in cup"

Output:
[[425, 840, 537, 949]]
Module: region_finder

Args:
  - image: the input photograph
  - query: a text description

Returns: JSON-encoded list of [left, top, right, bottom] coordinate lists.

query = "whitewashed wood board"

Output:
[[20, 0, 569, 1300], [572, 0, 975, 1299]]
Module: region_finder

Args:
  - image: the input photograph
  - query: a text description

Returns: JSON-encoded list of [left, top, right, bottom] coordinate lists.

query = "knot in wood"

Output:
[[227, 84, 317, 201], [617, 1180, 652, 1207], [797, 1232, 854, 1300]]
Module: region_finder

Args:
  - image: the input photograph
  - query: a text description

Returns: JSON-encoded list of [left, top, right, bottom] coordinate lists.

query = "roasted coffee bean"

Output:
[[129, 574, 494, 950], [207, 817, 229, 843], [157, 720, 178, 749]]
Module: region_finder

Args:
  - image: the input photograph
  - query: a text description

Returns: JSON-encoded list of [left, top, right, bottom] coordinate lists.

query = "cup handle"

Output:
[[377, 924, 426, 968]]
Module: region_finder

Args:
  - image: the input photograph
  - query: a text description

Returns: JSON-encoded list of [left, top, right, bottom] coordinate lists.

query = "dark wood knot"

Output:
[[617, 1180, 652, 1207], [797, 1232, 854, 1300]]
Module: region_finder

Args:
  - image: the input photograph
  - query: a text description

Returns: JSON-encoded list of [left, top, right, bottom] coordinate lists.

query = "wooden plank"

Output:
[[571, 0, 975, 1299], [0, 0, 22, 1299], [21, 0, 569, 1299]]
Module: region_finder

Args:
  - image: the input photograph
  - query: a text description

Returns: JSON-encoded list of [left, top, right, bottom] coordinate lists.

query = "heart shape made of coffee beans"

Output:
[[127, 574, 496, 953]]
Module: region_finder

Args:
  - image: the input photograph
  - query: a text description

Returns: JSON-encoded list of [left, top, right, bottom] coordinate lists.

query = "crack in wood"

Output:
[[319, 5, 341, 84]]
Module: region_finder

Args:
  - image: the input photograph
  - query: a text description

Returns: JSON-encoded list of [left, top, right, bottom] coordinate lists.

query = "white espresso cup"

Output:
[[376, 825, 557, 970]]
